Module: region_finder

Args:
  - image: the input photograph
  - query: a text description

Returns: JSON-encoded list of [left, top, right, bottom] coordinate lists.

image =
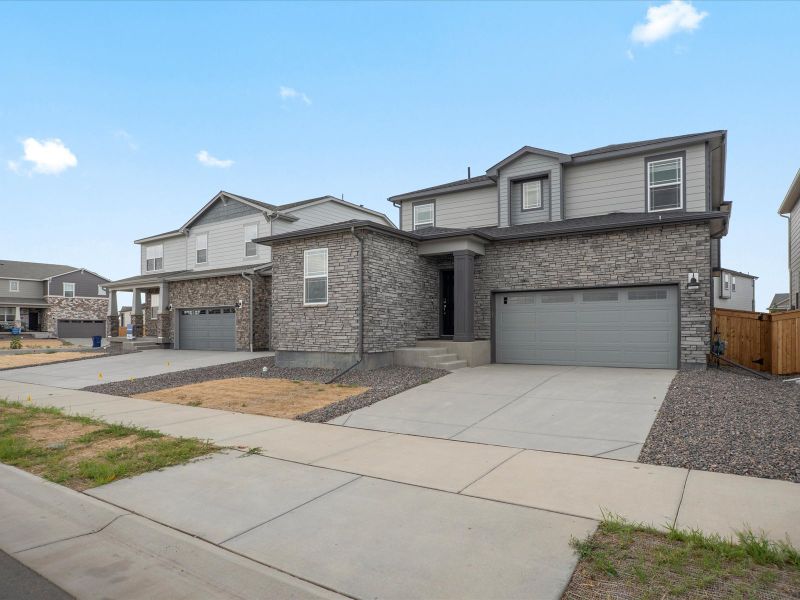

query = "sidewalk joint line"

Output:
[[673, 468, 691, 529], [13, 513, 128, 555], [456, 448, 526, 494], [592, 442, 641, 458]]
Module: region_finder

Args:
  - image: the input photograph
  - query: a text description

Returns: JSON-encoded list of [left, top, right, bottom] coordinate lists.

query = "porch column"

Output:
[[132, 288, 142, 315], [107, 290, 118, 316], [131, 288, 143, 337], [158, 281, 169, 313], [14, 306, 21, 327], [452, 250, 475, 342]]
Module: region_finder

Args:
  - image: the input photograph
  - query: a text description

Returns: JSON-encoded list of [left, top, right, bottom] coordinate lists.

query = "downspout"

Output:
[[780, 213, 792, 308], [328, 226, 364, 383], [241, 272, 254, 352]]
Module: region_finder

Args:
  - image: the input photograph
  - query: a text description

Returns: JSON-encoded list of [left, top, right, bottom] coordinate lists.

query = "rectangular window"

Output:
[[582, 290, 619, 302], [146, 245, 163, 271], [732, 277, 736, 292], [647, 156, 683, 211], [97, 285, 106, 296], [244, 224, 258, 257], [522, 180, 542, 210], [413, 202, 435, 230], [9, 280, 19, 293], [196, 234, 208, 264], [303, 248, 328, 305], [723, 274, 729, 290], [63, 282, 75, 298], [628, 289, 668, 301], [0, 308, 15, 322]]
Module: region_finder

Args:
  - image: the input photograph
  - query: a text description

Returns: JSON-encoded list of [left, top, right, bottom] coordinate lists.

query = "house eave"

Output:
[[779, 168, 800, 214]]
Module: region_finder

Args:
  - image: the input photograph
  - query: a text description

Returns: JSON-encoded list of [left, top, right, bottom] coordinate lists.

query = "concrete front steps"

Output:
[[394, 347, 468, 371], [108, 337, 170, 353]]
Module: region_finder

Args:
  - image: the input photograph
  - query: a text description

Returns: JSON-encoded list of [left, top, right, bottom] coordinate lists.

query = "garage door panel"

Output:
[[495, 287, 678, 369], [57, 320, 105, 338], [179, 309, 235, 351]]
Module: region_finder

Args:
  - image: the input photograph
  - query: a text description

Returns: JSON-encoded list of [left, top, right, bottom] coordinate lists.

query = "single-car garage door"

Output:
[[57, 320, 106, 338], [178, 308, 236, 351], [495, 286, 678, 369]]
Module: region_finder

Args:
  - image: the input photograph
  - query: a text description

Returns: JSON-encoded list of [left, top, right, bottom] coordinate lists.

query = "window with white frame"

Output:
[[413, 202, 434, 230], [647, 156, 683, 211], [97, 285, 106, 296], [244, 224, 258, 257], [0, 308, 16, 322], [146, 245, 163, 271], [732, 276, 736, 292], [9, 280, 19, 293], [63, 282, 75, 298], [150, 293, 159, 320], [303, 248, 328, 305], [196, 234, 208, 264], [723, 273, 730, 290], [522, 180, 543, 210]]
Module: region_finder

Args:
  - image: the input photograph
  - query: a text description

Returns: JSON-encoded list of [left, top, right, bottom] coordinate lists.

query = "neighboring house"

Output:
[[778, 168, 800, 310], [104, 191, 393, 350], [0, 260, 110, 337], [712, 268, 757, 311], [769, 293, 791, 312], [257, 130, 729, 371]]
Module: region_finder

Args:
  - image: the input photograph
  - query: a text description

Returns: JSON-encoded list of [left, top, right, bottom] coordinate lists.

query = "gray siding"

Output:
[[399, 185, 498, 231], [274, 200, 392, 234], [509, 176, 552, 225], [791, 203, 800, 306], [711, 239, 720, 270], [49, 270, 109, 298], [564, 143, 706, 218], [187, 215, 271, 270], [0, 278, 45, 299], [140, 236, 187, 275], [193, 199, 262, 226], [498, 154, 561, 226], [713, 275, 756, 312]]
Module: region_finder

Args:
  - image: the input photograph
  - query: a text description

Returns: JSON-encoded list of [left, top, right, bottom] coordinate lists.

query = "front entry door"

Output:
[[440, 269, 454, 337], [28, 311, 39, 331]]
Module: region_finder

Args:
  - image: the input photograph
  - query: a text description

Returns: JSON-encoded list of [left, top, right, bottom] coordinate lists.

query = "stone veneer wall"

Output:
[[473, 222, 712, 365], [43, 296, 109, 336], [271, 232, 359, 353], [168, 274, 270, 351]]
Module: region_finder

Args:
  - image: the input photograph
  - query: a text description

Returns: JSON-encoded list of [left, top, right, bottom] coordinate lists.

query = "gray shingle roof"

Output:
[[0, 260, 79, 280], [571, 130, 726, 157], [770, 293, 791, 308]]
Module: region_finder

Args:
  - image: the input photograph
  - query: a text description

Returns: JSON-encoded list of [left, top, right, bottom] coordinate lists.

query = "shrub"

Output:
[[9, 336, 22, 350]]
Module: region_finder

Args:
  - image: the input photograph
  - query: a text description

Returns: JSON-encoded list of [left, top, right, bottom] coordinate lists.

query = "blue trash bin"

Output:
[[92, 335, 102, 348]]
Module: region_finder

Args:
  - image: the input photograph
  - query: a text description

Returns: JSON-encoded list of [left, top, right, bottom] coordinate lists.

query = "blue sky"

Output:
[[1, 1, 797, 310]]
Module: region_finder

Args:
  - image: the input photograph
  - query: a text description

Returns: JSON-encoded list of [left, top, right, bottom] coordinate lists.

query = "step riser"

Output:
[[394, 348, 467, 370]]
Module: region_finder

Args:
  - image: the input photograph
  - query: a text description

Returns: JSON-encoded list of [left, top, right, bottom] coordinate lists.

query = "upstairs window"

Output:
[[647, 156, 683, 212], [522, 180, 543, 210], [9, 280, 19, 293], [732, 276, 736, 292], [97, 285, 106, 296], [413, 202, 435, 230], [63, 282, 75, 298], [146, 245, 163, 271], [244, 224, 258, 257], [723, 273, 730, 290], [304, 248, 328, 305], [196, 233, 208, 264]]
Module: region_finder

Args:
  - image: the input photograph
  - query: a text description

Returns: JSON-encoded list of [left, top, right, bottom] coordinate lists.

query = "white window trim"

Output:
[[63, 282, 76, 298], [145, 244, 164, 272], [97, 285, 106, 296], [723, 273, 730, 290], [647, 156, 683, 212], [413, 202, 435, 230], [732, 276, 736, 292], [196, 233, 208, 265], [9, 280, 19, 293], [521, 180, 543, 210], [303, 248, 329, 306], [244, 223, 259, 258]]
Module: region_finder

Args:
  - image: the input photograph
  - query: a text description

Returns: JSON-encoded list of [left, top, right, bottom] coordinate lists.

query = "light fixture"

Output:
[[167, 303, 173, 311], [235, 300, 243, 309], [687, 272, 700, 291]]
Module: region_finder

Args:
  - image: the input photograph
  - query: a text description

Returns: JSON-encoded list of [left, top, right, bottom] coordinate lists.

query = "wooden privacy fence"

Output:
[[712, 308, 800, 375]]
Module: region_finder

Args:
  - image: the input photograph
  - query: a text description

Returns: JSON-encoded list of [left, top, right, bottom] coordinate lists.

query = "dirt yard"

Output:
[[0, 351, 99, 370], [134, 377, 370, 419], [3, 339, 71, 350]]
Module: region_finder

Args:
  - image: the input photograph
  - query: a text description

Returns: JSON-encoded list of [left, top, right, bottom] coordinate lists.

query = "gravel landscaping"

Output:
[[83, 356, 448, 422], [639, 368, 800, 483]]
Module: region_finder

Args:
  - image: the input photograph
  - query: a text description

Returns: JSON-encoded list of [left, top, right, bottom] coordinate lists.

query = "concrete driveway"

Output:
[[0, 349, 272, 389], [334, 364, 676, 460]]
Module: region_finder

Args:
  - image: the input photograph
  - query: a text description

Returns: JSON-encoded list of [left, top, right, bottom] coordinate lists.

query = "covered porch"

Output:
[[105, 275, 171, 343]]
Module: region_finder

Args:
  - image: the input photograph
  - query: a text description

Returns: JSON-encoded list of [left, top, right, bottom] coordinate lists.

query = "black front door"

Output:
[[440, 269, 454, 337], [28, 311, 39, 331]]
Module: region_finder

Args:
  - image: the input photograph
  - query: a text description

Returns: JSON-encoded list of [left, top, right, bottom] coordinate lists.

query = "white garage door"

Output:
[[495, 286, 678, 369]]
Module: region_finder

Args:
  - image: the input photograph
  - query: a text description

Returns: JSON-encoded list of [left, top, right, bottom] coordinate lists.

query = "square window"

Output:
[[9, 280, 19, 293], [146, 245, 163, 271], [522, 180, 542, 210], [647, 157, 683, 211], [304, 248, 328, 305], [63, 282, 75, 298], [413, 203, 434, 230], [97, 285, 106, 296]]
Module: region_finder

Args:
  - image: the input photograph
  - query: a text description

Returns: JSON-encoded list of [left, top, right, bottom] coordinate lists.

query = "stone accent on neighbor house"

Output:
[[473, 222, 712, 366], [42, 296, 109, 337], [168, 274, 270, 351]]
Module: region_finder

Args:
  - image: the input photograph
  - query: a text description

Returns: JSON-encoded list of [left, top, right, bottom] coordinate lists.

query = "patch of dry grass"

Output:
[[134, 377, 370, 419], [5, 339, 70, 350], [0, 351, 99, 369]]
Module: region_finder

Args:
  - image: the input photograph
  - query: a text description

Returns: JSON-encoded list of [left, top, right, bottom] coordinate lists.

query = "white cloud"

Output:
[[279, 85, 312, 106], [631, 0, 708, 45], [9, 137, 78, 175], [196, 150, 234, 168], [113, 129, 139, 151]]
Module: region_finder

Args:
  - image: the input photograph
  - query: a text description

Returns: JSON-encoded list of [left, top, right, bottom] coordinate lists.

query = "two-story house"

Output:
[[104, 191, 393, 351], [711, 268, 757, 312], [0, 260, 110, 337], [779, 168, 800, 310], [258, 131, 730, 371]]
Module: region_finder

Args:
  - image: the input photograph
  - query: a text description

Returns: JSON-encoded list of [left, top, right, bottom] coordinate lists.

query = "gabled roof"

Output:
[[0, 260, 85, 280], [770, 293, 791, 308], [778, 169, 800, 214], [485, 146, 572, 177], [719, 267, 758, 280]]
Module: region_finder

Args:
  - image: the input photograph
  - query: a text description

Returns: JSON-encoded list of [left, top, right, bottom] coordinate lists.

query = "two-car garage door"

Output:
[[178, 308, 236, 351], [495, 286, 678, 369]]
